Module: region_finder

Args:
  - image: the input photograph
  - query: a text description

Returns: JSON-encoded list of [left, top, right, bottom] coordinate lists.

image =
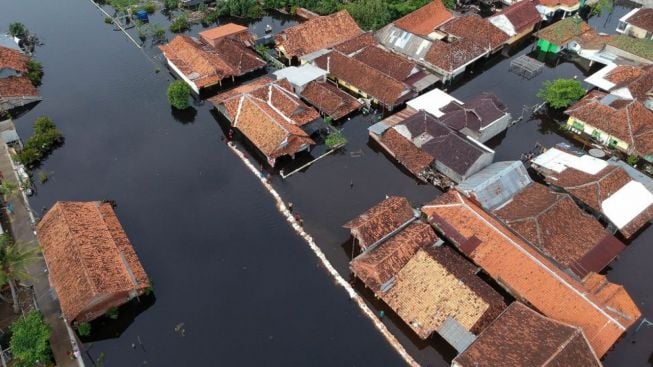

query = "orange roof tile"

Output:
[[344, 196, 416, 249], [0, 76, 38, 98], [199, 23, 248, 41], [422, 191, 641, 357], [274, 10, 362, 58], [37, 202, 150, 323], [0, 46, 29, 73], [299, 80, 362, 120], [393, 0, 454, 37]]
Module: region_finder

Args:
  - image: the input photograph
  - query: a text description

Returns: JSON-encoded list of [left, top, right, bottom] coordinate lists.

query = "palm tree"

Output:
[[0, 235, 39, 313]]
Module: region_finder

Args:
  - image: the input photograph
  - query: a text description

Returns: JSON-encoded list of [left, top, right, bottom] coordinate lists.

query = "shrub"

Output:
[[167, 80, 191, 109], [76, 322, 92, 337], [152, 24, 166, 40], [442, 0, 455, 9], [26, 60, 43, 86], [16, 116, 64, 167], [325, 129, 347, 149], [8, 22, 28, 39], [106, 306, 119, 320], [104, 16, 113, 24], [140, 1, 156, 13], [10, 311, 52, 367], [627, 154, 639, 166], [537, 79, 586, 109], [37, 170, 48, 184], [169, 15, 189, 33], [163, 0, 178, 10]]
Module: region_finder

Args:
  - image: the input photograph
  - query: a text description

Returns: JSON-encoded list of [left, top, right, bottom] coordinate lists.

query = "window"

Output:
[[572, 121, 584, 131], [617, 22, 627, 31], [591, 129, 601, 140], [609, 139, 619, 148]]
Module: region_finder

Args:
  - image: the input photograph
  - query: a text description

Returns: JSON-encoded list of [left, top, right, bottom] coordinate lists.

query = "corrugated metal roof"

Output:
[[457, 161, 532, 210], [376, 25, 433, 62], [438, 317, 477, 353]]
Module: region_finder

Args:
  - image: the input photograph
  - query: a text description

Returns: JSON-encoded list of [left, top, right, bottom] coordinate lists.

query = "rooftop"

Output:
[[535, 16, 592, 45], [37, 202, 150, 323], [393, 0, 454, 37], [352, 45, 416, 81], [199, 23, 248, 41], [0, 75, 38, 98], [624, 8, 653, 33], [453, 302, 602, 367], [405, 88, 462, 118], [379, 127, 435, 176], [439, 93, 508, 133], [0, 45, 29, 73], [272, 63, 328, 88], [299, 80, 362, 120], [274, 10, 362, 58], [343, 196, 416, 249], [607, 35, 653, 62], [500, 0, 541, 34], [457, 161, 532, 210], [333, 32, 377, 55], [422, 190, 641, 357], [493, 182, 625, 277]]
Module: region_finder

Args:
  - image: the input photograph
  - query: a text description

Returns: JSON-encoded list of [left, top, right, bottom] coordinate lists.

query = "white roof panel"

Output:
[[602, 180, 653, 229], [273, 64, 328, 88], [406, 88, 462, 118], [531, 148, 608, 174], [584, 64, 618, 92]]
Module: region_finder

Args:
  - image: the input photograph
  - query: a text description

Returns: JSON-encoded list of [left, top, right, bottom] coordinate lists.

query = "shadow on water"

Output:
[[79, 294, 156, 343], [170, 106, 197, 124]]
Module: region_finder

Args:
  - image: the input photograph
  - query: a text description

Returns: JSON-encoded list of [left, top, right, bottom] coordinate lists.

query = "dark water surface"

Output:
[[2, 0, 652, 366]]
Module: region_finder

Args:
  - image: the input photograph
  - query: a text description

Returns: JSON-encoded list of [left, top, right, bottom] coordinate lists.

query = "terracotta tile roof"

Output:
[[424, 15, 508, 73], [352, 46, 416, 81], [565, 90, 653, 158], [350, 222, 437, 292], [159, 36, 265, 89], [0, 46, 29, 73], [500, 0, 541, 33], [493, 182, 625, 277], [274, 10, 362, 58], [393, 0, 454, 37], [422, 191, 641, 357], [379, 128, 434, 176], [343, 196, 416, 249], [453, 302, 602, 367], [626, 8, 653, 33], [605, 65, 643, 84], [439, 93, 507, 133], [333, 32, 377, 55], [609, 64, 653, 101], [542, 164, 653, 239], [199, 23, 248, 42], [396, 111, 491, 179], [535, 16, 592, 45], [384, 246, 506, 339], [0, 76, 38, 98], [313, 50, 414, 108], [210, 77, 318, 161], [299, 80, 361, 120], [538, 0, 579, 7], [37, 202, 150, 323], [606, 35, 653, 61]]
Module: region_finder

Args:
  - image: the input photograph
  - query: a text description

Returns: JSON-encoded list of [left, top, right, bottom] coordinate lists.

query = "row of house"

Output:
[[344, 185, 641, 364], [0, 44, 41, 112]]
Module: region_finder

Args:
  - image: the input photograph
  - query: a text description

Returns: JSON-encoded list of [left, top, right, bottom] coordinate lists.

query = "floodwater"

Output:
[[1, 0, 652, 366]]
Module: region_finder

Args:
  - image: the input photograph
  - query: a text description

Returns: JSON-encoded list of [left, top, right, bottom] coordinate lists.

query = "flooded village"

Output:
[[1, 0, 653, 366]]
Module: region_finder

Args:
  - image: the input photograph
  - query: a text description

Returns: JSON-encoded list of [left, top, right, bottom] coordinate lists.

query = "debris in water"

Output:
[[174, 322, 186, 337]]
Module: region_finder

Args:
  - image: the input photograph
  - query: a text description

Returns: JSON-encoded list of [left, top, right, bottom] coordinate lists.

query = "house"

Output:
[[370, 110, 495, 183], [422, 190, 641, 357], [272, 63, 328, 94], [406, 88, 462, 118], [531, 146, 653, 238], [603, 35, 653, 64], [617, 8, 653, 40], [0, 46, 40, 111], [209, 77, 319, 166], [299, 80, 362, 120], [489, 0, 542, 45], [37, 201, 150, 324], [159, 35, 266, 93], [536, 0, 581, 20], [313, 50, 416, 110], [564, 90, 653, 161], [457, 161, 532, 210], [199, 23, 254, 47], [452, 302, 602, 367], [493, 182, 626, 277], [377, 2, 508, 82], [343, 196, 419, 251], [274, 10, 362, 63], [584, 64, 653, 103], [535, 16, 594, 53]]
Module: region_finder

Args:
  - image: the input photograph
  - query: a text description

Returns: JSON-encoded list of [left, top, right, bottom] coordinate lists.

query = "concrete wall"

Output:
[[567, 116, 630, 152], [478, 113, 512, 143], [623, 25, 652, 40]]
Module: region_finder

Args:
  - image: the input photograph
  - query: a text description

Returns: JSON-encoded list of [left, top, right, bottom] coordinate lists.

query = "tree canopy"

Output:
[[8, 22, 28, 39], [167, 80, 192, 110], [16, 116, 64, 167], [537, 79, 586, 109], [10, 311, 52, 367]]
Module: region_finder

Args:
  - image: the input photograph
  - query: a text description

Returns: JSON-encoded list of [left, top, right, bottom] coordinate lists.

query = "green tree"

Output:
[[169, 14, 190, 33], [76, 322, 92, 337], [342, 0, 392, 31], [441, 0, 455, 9], [8, 22, 28, 39], [0, 180, 19, 200], [590, 0, 612, 16], [163, 0, 178, 10], [10, 311, 51, 367], [26, 60, 44, 86], [167, 80, 191, 109], [0, 234, 40, 313], [16, 116, 64, 167], [537, 79, 586, 109]]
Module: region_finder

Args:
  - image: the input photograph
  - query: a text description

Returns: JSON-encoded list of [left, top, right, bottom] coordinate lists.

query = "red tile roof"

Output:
[[199, 23, 252, 46], [538, 0, 579, 7], [535, 16, 592, 45], [0, 46, 29, 73], [344, 196, 416, 249], [299, 80, 361, 120], [333, 32, 377, 55], [159, 35, 265, 89], [500, 0, 541, 33], [379, 127, 434, 176], [565, 90, 653, 159], [37, 202, 150, 323], [393, 0, 454, 37], [274, 10, 362, 58], [350, 221, 437, 292], [0, 76, 38, 98], [608, 64, 653, 101], [626, 8, 653, 33], [423, 191, 641, 357], [313, 51, 415, 108], [424, 15, 508, 73], [453, 302, 602, 367], [210, 77, 318, 161], [493, 182, 625, 277], [352, 46, 416, 81]]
